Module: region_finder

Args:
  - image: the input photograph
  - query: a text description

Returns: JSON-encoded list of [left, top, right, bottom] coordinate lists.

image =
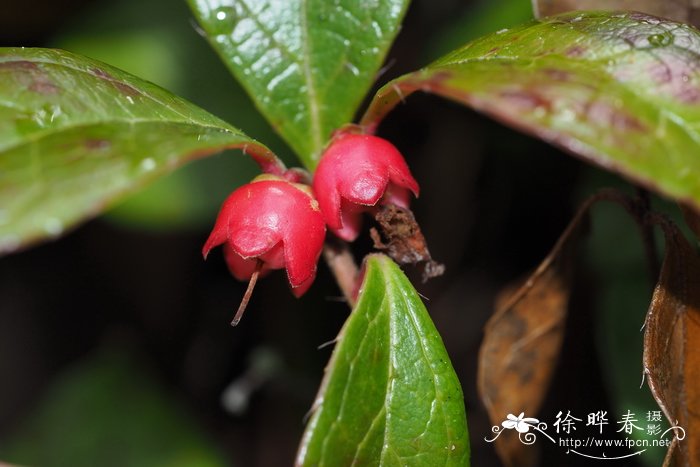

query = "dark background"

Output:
[[0, 0, 677, 465]]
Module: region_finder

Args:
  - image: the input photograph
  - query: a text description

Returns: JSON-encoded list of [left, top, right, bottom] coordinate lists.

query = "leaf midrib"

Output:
[[300, 0, 323, 160], [384, 265, 452, 465], [0, 119, 240, 155]]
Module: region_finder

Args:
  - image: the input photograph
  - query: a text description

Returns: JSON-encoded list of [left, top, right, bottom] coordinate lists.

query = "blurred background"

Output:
[[0, 0, 688, 465]]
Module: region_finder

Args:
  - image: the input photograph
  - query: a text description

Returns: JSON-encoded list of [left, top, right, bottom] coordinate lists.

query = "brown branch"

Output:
[[323, 237, 359, 308], [635, 188, 661, 285], [574, 188, 664, 286]]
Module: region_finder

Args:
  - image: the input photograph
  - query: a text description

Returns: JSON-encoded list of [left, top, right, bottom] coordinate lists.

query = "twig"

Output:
[[635, 188, 661, 285], [323, 237, 358, 308]]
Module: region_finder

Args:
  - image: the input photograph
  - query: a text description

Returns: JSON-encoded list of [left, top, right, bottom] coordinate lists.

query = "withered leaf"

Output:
[[371, 204, 445, 282], [532, 0, 700, 28], [643, 223, 700, 466], [477, 198, 590, 467]]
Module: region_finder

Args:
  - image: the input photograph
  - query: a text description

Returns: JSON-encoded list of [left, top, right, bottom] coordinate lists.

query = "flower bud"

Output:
[[203, 175, 326, 324], [312, 133, 419, 241]]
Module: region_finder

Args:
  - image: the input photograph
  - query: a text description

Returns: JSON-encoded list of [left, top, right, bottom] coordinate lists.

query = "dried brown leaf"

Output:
[[478, 199, 590, 467], [643, 223, 700, 466], [532, 0, 700, 27], [370, 204, 445, 282]]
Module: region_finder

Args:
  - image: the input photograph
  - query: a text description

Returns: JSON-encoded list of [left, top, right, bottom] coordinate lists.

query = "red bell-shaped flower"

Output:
[[312, 133, 419, 241], [203, 175, 326, 325]]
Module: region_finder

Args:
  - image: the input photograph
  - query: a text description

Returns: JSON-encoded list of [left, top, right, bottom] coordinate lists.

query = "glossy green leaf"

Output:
[[362, 11, 700, 212], [0, 47, 282, 254], [532, 0, 700, 28], [296, 254, 469, 466], [188, 0, 410, 169]]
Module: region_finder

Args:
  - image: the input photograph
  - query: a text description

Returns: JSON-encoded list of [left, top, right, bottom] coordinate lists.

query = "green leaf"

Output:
[[531, 0, 700, 28], [296, 254, 469, 466], [361, 11, 700, 212], [188, 0, 410, 169], [0, 47, 282, 254]]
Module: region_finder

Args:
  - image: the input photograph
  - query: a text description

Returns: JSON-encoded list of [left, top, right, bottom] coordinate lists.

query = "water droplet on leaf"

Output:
[[140, 158, 157, 172], [211, 6, 237, 35], [345, 62, 360, 76], [43, 218, 63, 236], [648, 32, 673, 48]]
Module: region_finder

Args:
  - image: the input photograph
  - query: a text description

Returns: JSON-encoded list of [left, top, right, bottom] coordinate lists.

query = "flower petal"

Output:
[[515, 421, 531, 433], [312, 133, 419, 241], [284, 205, 326, 289], [502, 420, 517, 429]]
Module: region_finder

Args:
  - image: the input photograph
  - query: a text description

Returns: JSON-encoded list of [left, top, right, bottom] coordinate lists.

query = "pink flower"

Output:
[[312, 133, 419, 241], [203, 175, 326, 324]]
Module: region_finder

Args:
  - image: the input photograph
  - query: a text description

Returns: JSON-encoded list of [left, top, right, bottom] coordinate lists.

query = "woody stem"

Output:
[[323, 237, 359, 308]]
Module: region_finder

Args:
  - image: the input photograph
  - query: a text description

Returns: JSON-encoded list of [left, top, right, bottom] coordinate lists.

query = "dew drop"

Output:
[[346, 62, 360, 76], [371, 21, 382, 38], [140, 158, 156, 172], [44, 217, 63, 236], [559, 108, 576, 123], [211, 6, 237, 35], [48, 105, 62, 123], [647, 32, 673, 47], [29, 104, 62, 128]]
